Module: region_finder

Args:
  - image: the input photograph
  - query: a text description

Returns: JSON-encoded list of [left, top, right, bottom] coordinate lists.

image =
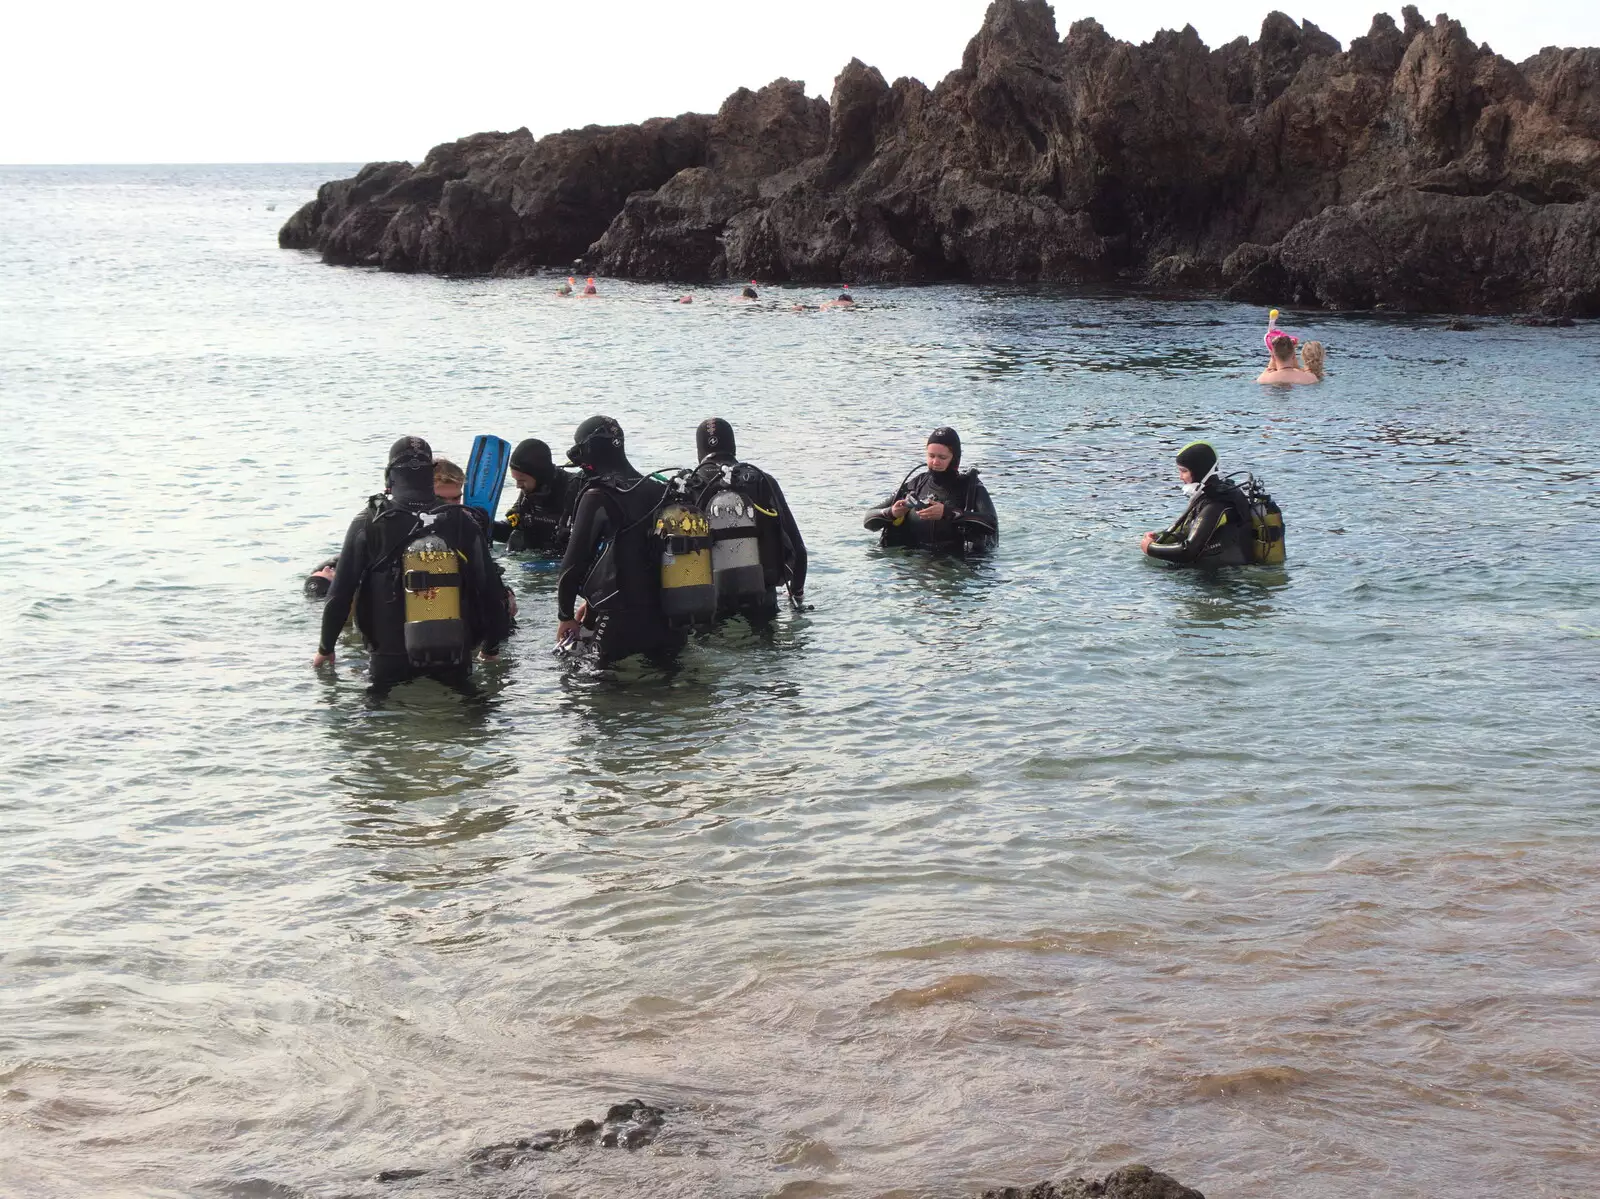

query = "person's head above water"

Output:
[[1268, 331, 1298, 364], [432, 456, 465, 503], [836, 292, 854, 304], [385, 435, 434, 499], [926, 426, 961, 475], [696, 417, 737, 463], [304, 557, 338, 598], [741, 285, 758, 299], [1175, 440, 1219, 490], [1301, 340, 1325, 379], [509, 438, 556, 490], [567, 415, 627, 473]]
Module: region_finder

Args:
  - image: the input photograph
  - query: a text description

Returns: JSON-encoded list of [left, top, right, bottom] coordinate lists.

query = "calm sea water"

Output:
[[2, 164, 1597, 1199]]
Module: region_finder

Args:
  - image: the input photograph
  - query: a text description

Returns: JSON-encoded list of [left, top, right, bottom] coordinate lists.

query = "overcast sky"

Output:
[[5, 0, 1598, 164]]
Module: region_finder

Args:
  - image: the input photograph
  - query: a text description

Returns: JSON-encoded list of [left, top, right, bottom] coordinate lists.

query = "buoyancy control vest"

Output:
[[573, 473, 669, 623], [504, 470, 580, 555], [1153, 477, 1255, 565], [875, 466, 997, 552]]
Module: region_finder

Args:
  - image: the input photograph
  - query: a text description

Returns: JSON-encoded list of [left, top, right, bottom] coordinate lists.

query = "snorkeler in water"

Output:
[[1258, 330, 1318, 384]]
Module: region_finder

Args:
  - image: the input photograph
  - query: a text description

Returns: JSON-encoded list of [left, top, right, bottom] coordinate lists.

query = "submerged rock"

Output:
[[282, 2, 1600, 315], [982, 1163, 1205, 1199], [372, 1099, 665, 1185]]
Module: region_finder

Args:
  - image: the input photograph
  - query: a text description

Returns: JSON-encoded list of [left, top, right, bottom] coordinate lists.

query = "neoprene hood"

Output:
[[927, 426, 962, 471], [387, 436, 432, 471], [1176, 441, 1218, 478], [385, 435, 435, 501], [568, 415, 626, 471], [511, 438, 556, 485], [697, 417, 737, 463]]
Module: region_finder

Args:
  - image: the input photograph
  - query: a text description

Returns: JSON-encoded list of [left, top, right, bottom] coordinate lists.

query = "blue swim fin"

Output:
[[464, 435, 511, 521]]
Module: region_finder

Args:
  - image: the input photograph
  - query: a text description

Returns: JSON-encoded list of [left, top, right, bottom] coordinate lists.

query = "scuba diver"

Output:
[[1141, 441, 1255, 566], [555, 416, 683, 667], [686, 416, 807, 623], [492, 437, 582, 556], [313, 436, 514, 693], [864, 427, 998, 554]]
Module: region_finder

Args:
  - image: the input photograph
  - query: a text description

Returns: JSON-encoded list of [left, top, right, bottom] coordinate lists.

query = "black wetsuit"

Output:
[[689, 456, 808, 620], [864, 468, 999, 553], [557, 468, 681, 667], [320, 483, 514, 692], [493, 469, 582, 556], [1146, 476, 1254, 566]]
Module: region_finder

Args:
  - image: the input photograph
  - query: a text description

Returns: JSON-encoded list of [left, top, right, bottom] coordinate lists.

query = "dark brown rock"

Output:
[[281, 117, 710, 274], [283, 2, 1600, 314], [981, 1163, 1205, 1199]]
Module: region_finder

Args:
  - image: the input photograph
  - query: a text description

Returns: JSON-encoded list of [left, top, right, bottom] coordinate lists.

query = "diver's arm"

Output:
[[491, 491, 527, 544], [766, 475, 808, 594], [316, 515, 368, 659], [556, 491, 606, 621], [1145, 501, 1224, 563], [864, 482, 911, 529]]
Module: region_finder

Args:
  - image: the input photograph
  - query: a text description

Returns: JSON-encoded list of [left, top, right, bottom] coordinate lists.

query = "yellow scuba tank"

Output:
[[654, 501, 717, 628], [401, 532, 467, 666], [1241, 474, 1286, 564]]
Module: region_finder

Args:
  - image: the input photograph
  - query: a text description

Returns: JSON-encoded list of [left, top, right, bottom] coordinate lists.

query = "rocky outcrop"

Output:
[[280, 118, 711, 273], [370, 1099, 665, 1186], [982, 1163, 1205, 1199], [282, 2, 1600, 315]]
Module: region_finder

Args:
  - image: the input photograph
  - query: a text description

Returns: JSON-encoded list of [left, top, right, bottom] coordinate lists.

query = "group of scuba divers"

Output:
[[307, 416, 1283, 694]]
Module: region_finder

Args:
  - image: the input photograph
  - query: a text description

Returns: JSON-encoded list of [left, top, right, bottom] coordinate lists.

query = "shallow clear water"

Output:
[[2, 164, 1598, 1199]]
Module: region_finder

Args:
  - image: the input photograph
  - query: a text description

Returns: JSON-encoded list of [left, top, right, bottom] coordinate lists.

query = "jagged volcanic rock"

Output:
[[280, 2, 1600, 315], [981, 1163, 1205, 1199]]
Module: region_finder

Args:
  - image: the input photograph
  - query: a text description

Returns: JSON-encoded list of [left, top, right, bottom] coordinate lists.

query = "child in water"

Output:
[[433, 458, 465, 503], [1301, 340, 1326, 380]]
